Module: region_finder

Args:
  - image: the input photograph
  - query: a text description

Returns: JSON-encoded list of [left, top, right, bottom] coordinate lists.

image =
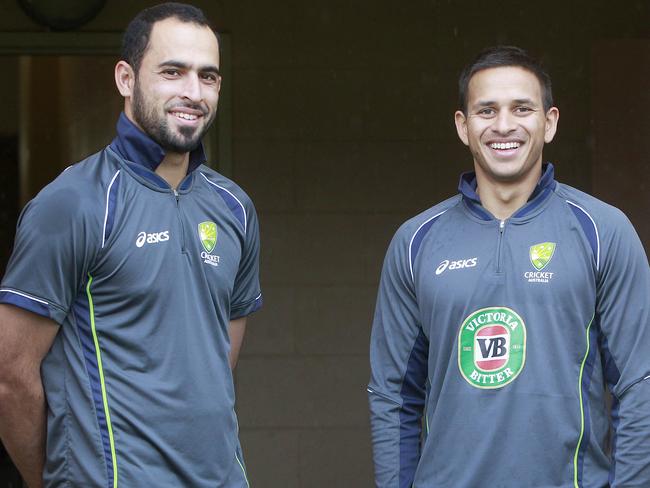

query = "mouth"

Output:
[[489, 141, 521, 150], [486, 140, 523, 158], [171, 111, 200, 121], [170, 111, 204, 127], [167, 104, 206, 126]]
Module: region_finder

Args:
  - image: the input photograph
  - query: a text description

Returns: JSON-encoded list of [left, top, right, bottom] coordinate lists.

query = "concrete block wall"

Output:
[[225, 4, 463, 484]]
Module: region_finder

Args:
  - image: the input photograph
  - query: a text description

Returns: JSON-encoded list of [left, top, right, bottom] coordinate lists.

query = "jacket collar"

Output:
[[109, 112, 206, 189], [458, 163, 557, 221]]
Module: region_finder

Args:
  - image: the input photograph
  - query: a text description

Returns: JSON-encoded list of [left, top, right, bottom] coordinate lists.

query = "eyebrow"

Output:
[[512, 98, 537, 106], [473, 98, 539, 108], [474, 100, 496, 108], [158, 60, 220, 75]]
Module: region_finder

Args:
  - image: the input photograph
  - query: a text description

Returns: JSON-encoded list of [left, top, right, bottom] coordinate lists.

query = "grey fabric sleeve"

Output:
[[368, 224, 426, 488], [596, 211, 650, 486], [612, 379, 650, 487], [0, 182, 100, 324], [229, 199, 262, 319]]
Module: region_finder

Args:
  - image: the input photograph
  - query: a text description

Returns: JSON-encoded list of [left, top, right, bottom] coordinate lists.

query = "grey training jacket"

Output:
[[368, 164, 650, 487], [1, 114, 262, 487]]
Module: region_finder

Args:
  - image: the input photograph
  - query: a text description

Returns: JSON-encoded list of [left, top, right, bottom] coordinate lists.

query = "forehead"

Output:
[[144, 17, 220, 66], [467, 67, 543, 105]]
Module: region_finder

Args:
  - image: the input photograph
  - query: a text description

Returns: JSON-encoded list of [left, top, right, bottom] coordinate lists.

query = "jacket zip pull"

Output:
[[496, 220, 506, 273], [173, 189, 185, 252]]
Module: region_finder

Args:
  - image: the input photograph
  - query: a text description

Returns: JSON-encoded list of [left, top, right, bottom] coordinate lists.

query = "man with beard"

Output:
[[368, 46, 650, 487], [0, 3, 261, 487]]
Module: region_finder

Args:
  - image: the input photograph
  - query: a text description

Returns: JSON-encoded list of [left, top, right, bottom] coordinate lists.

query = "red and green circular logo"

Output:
[[458, 307, 526, 389]]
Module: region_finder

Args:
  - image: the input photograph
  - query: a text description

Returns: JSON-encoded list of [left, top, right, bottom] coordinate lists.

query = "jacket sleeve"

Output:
[[229, 196, 262, 320], [368, 225, 428, 488], [595, 211, 650, 487], [0, 178, 101, 324]]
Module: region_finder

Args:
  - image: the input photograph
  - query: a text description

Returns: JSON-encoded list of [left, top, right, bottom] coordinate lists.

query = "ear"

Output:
[[454, 110, 469, 146], [115, 60, 136, 98], [544, 107, 559, 143]]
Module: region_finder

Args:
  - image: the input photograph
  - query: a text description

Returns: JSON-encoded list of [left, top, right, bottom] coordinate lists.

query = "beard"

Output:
[[131, 81, 216, 154]]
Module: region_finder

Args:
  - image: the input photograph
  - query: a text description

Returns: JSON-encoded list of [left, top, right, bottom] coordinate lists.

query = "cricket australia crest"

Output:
[[198, 221, 220, 267], [198, 221, 218, 253], [529, 242, 556, 270], [458, 307, 526, 389]]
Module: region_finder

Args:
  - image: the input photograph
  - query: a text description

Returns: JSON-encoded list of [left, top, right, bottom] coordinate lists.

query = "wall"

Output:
[[592, 40, 650, 247], [0, 0, 648, 486]]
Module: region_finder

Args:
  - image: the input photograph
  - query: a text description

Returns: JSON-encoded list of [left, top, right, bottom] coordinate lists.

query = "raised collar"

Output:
[[458, 163, 557, 221], [109, 112, 206, 176]]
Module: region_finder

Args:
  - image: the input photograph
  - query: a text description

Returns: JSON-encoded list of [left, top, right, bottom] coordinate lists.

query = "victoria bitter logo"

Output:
[[458, 306, 526, 389]]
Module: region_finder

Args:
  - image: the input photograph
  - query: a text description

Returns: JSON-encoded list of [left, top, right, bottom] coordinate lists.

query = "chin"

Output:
[[480, 163, 520, 179]]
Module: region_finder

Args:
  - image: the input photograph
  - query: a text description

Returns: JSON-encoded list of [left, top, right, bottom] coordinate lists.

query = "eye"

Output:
[[514, 106, 533, 114], [477, 108, 496, 117], [201, 73, 221, 84], [161, 68, 181, 77]]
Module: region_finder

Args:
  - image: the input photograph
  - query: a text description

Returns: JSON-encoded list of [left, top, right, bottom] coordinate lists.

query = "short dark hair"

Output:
[[121, 2, 216, 74], [458, 46, 553, 115]]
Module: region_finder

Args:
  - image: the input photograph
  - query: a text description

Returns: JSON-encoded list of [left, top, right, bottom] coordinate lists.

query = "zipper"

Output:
[[496, 219, 505, 273], [173, 189, 186, 253]]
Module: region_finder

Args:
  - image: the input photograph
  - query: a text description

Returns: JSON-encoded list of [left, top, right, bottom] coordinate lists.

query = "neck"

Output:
[[155, 152, 190, 190], [475, 167, 542, 221]]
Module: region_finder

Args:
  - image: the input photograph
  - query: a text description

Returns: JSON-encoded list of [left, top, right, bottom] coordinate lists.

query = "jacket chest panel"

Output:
[[414, 219, 597, 340], [90, 188, 242, 310]]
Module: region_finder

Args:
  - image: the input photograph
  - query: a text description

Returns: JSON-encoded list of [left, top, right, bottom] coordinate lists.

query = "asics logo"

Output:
[[436, 257, 478, 275], [136, 230, 170, 248]]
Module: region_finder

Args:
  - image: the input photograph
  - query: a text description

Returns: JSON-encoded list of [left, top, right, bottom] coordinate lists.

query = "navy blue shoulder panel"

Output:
[[102, 170, 122, 247], [200, 172, 247, 232], [409, 210, 448, 280], [566, 200, 601, 271]]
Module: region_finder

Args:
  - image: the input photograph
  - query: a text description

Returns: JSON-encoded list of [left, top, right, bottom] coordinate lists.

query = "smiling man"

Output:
[[368, 46, 650, 487], [0, 3, 261, 487]]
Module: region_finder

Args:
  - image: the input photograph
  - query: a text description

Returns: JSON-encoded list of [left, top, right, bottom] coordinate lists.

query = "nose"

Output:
[[492, 108, 516, 134], [181, 72, 202, 102]]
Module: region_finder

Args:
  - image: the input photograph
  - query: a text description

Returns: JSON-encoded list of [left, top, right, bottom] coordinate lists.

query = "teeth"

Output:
[[172, 112, 198, 120], [490, 142, 520, 150]]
